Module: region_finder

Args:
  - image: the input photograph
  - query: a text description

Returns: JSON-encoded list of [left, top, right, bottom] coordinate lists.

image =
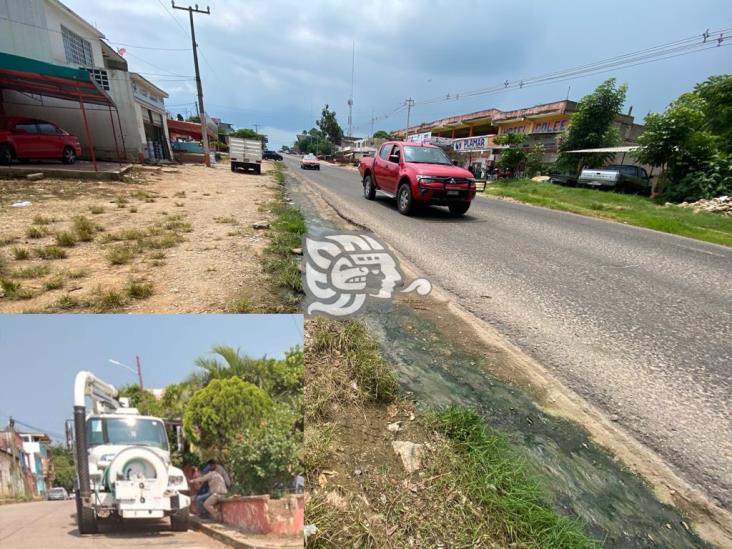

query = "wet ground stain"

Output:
[[288, 173, 709, 548]]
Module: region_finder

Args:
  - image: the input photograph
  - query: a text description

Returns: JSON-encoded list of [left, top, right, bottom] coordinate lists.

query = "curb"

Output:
[[190, 516, 302, 549]]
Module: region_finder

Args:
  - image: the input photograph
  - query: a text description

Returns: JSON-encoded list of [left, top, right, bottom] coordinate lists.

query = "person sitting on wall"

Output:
[[190, 462, 228, 522], [193, 462, 212, 516]]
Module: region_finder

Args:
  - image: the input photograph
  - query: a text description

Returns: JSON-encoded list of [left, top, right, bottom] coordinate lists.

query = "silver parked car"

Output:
[[47, 487, 69, 500]]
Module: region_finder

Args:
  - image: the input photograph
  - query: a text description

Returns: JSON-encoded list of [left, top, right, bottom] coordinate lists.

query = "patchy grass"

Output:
[[485, 180, 732, 247], [0, 235, 19, 247], [89, 205, 105, 214], [12, 246, 30, 260], [55, 231, 77, 247], [125, 278, 153, 299], [12, 264, 51, 279], [26, 226, 47, 239], [32, 214, 56, 225], [89, 286, 127, 311], [43, 274, 65, 291], [0, 278, 34, 300], [106, 244, 136, 265], [305, 318, 596, 549], [72, 215, 101, 242], [34, 246, 67, 260], [214, 215, 238, 224], [226, 294, 255, 313], [262, 163, 306, 304]]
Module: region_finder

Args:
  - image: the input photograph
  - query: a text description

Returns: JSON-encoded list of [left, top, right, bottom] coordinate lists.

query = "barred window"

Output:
[[61, 25, 94, 67], [90, 69, 110, 91]]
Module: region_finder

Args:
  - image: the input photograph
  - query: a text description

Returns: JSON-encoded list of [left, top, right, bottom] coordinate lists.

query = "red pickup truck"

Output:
[[358, 141, 481, 216]]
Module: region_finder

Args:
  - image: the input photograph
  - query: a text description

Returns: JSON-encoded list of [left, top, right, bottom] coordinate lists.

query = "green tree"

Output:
[[494, 133, 528, 174], [556, 78, 628, 174], [636, 77, 731, 200], [525, 144, 546, 177], [50, 445, 75, 491], [176, 113, 184, 121], [231, 128, 268, 146], [187, 115, 201, 123], [316, 104, 344, 145], [372, 130, 392, 139], [183, 377, 274, 460], [117, 384, 163, 417]]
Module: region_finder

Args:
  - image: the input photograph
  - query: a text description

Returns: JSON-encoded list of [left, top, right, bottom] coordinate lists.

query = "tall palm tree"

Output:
[[194, 345, 273, 391]]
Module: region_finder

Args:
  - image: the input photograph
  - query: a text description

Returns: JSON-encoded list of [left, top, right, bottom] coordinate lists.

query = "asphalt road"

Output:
[[285, 157, 732, 508], [0, 500, 226, 548]]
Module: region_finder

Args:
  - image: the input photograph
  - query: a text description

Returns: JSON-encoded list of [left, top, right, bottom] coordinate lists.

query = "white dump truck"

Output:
[[71, 371, 190, 534], [229, 136, 263, 174]]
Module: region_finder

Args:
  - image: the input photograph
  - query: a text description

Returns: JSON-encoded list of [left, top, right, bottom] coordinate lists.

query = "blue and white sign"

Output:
[[453, 136, 490, 152]]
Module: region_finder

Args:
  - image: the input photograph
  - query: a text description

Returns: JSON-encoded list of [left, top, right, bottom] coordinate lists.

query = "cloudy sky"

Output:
[[64, 0, 731, 148]]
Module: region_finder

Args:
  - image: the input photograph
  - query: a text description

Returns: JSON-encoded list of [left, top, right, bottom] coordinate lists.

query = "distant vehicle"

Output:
[[230, 137, 263, 174], [549, 174, 578, 186], [0, 116, 82, 166], [47, 487, 69, 501], [263, 150, 283, 161], [301, 153, 320, 170], [578, 165, 651, 193], [358, 141, 484, 216]]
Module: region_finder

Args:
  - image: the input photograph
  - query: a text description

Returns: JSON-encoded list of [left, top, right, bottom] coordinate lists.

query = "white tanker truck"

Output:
[[71, 371, 190, 533]]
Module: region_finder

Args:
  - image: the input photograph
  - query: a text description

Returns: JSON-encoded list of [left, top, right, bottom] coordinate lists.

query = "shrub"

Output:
[[55, 231, 77, 247], [72, 215, 99, 242]]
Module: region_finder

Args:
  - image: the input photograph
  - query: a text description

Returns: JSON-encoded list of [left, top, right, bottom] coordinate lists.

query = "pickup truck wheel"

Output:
[[230, 163, 236, 172], [170, 508, 189, 531], [76, 490, 98, 534], [363, 175, 376, 200], [255, 165, 261, 175], [397, 183, 414, 215], [448, 202, 471, 216]]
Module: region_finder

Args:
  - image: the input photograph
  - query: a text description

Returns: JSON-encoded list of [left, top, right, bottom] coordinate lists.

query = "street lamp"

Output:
[[108, 357, 144, 390]]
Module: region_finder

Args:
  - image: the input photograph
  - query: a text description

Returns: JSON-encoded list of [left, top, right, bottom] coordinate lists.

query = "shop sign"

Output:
[[406, 132, 431, 143], [453, 135, 490, 152]]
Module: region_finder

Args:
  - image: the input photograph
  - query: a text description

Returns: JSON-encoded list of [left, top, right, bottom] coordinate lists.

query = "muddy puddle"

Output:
[[288, 173, 709, 548]]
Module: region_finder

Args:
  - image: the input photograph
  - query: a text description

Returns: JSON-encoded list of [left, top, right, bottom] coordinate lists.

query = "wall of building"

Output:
[[44, 0, 104, 68], [0, 451, 28, 500], [0, 0, 53, 62]]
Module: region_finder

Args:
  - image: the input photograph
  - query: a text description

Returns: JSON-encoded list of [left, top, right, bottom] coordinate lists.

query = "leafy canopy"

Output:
[[557, 78, 627, 174]]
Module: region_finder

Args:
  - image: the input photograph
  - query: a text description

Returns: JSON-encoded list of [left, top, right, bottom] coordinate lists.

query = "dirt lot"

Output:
[[0, 162, 284, 313]]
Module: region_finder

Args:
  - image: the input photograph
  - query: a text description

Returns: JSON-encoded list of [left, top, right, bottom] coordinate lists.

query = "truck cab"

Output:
[[72, 371, 190, 534], [358, 141, 483, 216]]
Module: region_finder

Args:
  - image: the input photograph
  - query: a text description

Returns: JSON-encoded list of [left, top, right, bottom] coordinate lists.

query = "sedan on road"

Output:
[[0, 116, 82, 165], [301, 153, 320, 170], [47, 487, 69, 500]]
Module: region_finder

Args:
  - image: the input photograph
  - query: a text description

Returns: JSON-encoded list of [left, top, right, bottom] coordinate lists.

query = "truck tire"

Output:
[[231, 163, 236, 172], [363, 174, 376, 200], [397, 183, 414, 215], [255, 165, 261, 175], [448, 202, 471, 216], [0, 144, 14, 166], [170, 507, 189, 532], [76, 490, 98, 534]]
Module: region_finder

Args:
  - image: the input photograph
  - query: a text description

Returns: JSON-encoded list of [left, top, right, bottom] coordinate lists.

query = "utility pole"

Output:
[[347, 40, 355, 138], [253, 123, 260, 134], [370, 108, 375, 137], [172, 1, 211, 167], [136, 355, 144, 391], [405, 98, 415, 140]]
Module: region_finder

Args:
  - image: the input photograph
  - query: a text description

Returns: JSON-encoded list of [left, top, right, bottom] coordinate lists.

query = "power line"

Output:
[[353, 26, 731, 132]]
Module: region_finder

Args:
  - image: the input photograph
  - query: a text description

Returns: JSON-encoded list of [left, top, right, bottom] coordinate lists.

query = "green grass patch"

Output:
[[32, 214, 56, 225], [55, 230, 77, 247], [0, 278, 34, 300], [262, 163, 306, 305], [72, 215, 101, 242], [43, 274, 65, 291], [12, 264, 51, 279], [12, 246, 30, 260], [106, 244, 136, 265], [0, 235, 19, 247], [89, 205, 105, 214], [89, 286, 127, 312], [26, 226, 47, 239], [125, 278, 153, 300], [34, 246, 67, 260], [485, 180, 732, 247]]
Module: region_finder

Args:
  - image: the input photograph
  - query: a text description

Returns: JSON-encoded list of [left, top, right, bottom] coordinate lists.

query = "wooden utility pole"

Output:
[[405, 98, 415, 140], [172, 2, 211, 167], [136, 355, 144, 391]]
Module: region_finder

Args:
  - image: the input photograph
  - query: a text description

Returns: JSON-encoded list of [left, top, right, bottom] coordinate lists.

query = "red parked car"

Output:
[[358, 141, 484, 216], [0, 116, 82, 165]]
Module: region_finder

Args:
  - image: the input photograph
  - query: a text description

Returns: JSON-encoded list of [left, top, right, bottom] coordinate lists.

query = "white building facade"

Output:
[[0, 0, 170, 161]]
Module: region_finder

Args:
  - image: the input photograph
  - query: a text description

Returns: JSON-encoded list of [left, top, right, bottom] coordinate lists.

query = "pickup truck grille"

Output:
[[427, 176, 472, 184]]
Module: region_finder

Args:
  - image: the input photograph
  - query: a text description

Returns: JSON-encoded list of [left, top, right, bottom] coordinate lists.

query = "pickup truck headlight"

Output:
[[417, 175, 440, 183]]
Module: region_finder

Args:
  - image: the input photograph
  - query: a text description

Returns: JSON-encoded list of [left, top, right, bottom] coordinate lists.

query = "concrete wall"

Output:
[[0, 0, 53, 62], [44, 0, 104, 67], [0, 451, 27, 500]]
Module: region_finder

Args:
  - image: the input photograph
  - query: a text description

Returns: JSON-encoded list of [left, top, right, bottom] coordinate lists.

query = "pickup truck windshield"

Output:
[[403, 146, 451, 165], [86, 417, 168, 450]]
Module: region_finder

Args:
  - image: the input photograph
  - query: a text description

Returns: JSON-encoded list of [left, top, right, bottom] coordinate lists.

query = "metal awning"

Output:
[[0, 52, 114, 106], [566, 146, 639, 154]]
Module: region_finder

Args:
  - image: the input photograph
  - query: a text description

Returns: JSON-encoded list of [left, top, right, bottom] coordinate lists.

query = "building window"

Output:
[[89, 69, 110, 91], [61, 25, 94, 67]]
